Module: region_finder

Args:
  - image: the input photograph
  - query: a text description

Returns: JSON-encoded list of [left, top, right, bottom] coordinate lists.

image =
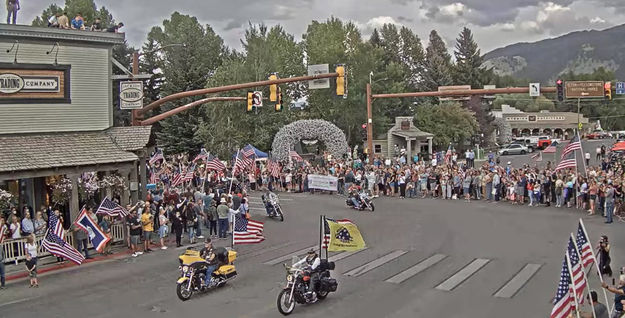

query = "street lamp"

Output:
[[131, 43, 184, 125]]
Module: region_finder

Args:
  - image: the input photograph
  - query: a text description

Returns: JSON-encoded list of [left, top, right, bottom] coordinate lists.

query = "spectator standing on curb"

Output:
[[21, 211, 34, 237], [158, 208, 168, 250], [24, 235, 38, 288], [129, 210, 142, 257], [598, 235, 612, 281], [98, 215, 112, 255], [33, 211, 46, 236], [208, 200, 218, 238], [171, 210, 183, 247], [6, 0, 19, 24], [72, 219, 91, 259], [217, 198, 229, 239], [141, 208, 154, 253], [601, 275, 625, 318]]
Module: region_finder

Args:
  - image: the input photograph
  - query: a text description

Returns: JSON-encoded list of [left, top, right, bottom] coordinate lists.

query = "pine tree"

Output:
[[422, 30, 453, 92], [453, 27, 492, 88], [369, 29, 382, 47]]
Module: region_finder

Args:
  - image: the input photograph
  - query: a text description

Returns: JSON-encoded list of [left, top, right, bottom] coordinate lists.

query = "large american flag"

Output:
[[543, 144, 557, 154], [233, 216, 264, 244], [575, 221, 594, 268], [96, 197, 129, 217], [192, 148, 209, 163], [242, 145, 256, 159], [206, 154, 226, 171], [41, 213, 84, 265], [556, 137, 578, 171], [551, 257, 573, 318], [560, 136, 581, 159], [567, 235, 586, 304], [233, 150, 253, 175], [290, 150, 303, 162], [149, 150, 164, 165]]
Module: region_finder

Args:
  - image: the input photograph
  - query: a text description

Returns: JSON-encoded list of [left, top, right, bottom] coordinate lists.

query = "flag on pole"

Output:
[[96, 197, 129, 217], [324, 218, 366, 252], [444, 144, 453, 163], [560, 135, 581, 159], [0, 224, 7, 244], [290, 150, 303, 162], [321, 217, 330, 249], [543, 144, 557, 154], [184, 163, 196, 182], [567, 235, 586, 304], [233, 150, 252, 174], [233, 216, 265, 244], [149, 149, 164, 165], [206, 154, 226, 171], [42, 213, 84, 265], [192, 148, 209, 163], [551, 256, 573, 318], [242, 145, 256, 159], [556, 138, 578, 171], [575, 220, 594, 268], [171, 172, 183, 188], [74, 208, 111, 253]]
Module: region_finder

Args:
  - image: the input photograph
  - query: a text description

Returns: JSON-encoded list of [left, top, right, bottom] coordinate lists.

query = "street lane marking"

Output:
[[435, 258, 490, 291], [493, 263, 542, 298], [385, 254, 447, 284], [239, 241, 295, 259], [343, 250, 407, 277], [0, 297, 36, 308], [264, 245, 318, 265], [327, 248, 368, 262]]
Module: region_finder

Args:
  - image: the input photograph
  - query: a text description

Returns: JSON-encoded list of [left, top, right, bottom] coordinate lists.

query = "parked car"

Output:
[[498, 144, 529, 156]]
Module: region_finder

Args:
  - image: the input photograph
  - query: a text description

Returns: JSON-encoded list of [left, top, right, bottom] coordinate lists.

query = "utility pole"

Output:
[[366, 83, 373, 164]]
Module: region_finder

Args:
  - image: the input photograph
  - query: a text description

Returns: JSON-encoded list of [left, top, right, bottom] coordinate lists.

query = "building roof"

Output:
[[392, 129, 434, 139], [0, 130, 139, 173], [104, 126, 154, 151], [0, 24, 125, 46]]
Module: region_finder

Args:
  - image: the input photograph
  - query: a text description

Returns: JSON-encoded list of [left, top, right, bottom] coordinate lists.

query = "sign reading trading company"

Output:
[[565, 81, 604, 99], [119, 81, 144, 110], [0, 63, 71, 104]]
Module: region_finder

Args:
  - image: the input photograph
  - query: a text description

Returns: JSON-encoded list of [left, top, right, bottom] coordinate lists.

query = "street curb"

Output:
[[5, 249, 133, 282]]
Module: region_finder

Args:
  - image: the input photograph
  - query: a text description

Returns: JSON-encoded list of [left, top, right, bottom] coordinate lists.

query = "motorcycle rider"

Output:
[[294, 249, 321, 301], [200, 238, 218, 287], [348, 185, 363, 210]]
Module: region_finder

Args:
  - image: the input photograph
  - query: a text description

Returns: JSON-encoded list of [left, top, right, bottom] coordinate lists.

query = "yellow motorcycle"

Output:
[[176, 247, 237, 301]]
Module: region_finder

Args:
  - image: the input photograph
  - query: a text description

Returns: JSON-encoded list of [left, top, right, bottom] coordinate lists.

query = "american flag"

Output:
[[242, 145, 256, 159], [206, 154, 226, 171], [233, 216, 264, 244], [41, 214, 84, 265], [551, 257, 573, 318], [171, 172, 183, 188], [290, 150, 303, 162], [271, 161, 281, 177], [543, 144, 557, 154], [149, 169, 157, 184], [531, 152, 542, 161], [567, 235, 586, 304], [575, 220, 594, 268], [560, 136, 581, 159], [149, 150, 164, 165], [555, 139, 577, 171], [0, 224, 7, 244], [444, 144, 453, 163], [192, 148, 209, 163], [321, 218, 331, 249], [184, 164, 196, 182], [96, 197, 129, 217], [233, 150, 252, 175]]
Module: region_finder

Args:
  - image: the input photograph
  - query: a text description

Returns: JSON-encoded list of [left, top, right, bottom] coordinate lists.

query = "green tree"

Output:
[[422, 30, 453, 92], [149, 12, 227, 154], [453, 27, 492, 88], [414, 102, 479, 150]]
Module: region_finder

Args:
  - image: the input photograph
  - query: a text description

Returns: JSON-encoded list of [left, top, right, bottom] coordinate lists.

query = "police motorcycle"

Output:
[[261, 191, 284, 222], [345, 189, 375, 211], [176, 246, 237, 301], [276, 253, 338, 315]]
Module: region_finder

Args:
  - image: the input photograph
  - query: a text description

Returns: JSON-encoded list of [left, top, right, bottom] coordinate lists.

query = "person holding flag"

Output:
[[601, 276, 625, 318]]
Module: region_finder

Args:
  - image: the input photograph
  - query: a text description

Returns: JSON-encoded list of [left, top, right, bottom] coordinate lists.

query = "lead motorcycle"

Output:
[[261, 191, 284, 222], [277, 256, 338, 315], [345, 191, 375, 211], [176, 247, 238, 301]]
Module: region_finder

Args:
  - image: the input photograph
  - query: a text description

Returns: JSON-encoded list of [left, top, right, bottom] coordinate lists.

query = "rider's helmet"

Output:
[[306, 249, 317, 263]]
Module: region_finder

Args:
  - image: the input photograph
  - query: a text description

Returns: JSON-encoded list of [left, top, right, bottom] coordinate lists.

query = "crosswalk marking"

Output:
[[435, 258, 490, 291], [327, 248, 368, 262], [385, 254, 447, 284], [263, 245, 318, 265], [238, 242, 295, 259], [343, 250, 407, 277], [493, 263, 542, 298]]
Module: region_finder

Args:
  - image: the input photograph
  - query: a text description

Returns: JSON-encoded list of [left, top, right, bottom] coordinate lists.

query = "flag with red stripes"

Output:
[[42, 213, 84, 265], [149, 150, 164, 165], [233, 216, 264, 244], [290, 150, 303, 162], [560, 136, 581, 159], [184, 164, 196, 182], [575, 220, 595, 268], [567, 235, 586, 304], [192, 148, 209, 163], [556, 143, 577, 171], [171, 172, 183, 188], [206, 154, 226, 171], [0, 224, 7, 244], [550, 256, 573, 318], [543, 144, 557, 154]]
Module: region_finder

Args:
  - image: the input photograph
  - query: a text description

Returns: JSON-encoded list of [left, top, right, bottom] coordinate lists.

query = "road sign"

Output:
[[119, 81, 144, 109], [616, 82, 625, 95], [483, 85, 496, 99], [529, 83, 540, 97], [252, 91, 262, 107], [307, 64, 330, 89], [578, 122, 583, 130], [438, 85, 471, 101], [565, 81, 604, 98]]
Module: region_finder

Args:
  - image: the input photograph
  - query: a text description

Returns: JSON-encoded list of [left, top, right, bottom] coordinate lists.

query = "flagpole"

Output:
[[231, 213, 235, 249], [319, 214, 322, 255], [578, 132, 588, 178], [229, 149, 240, 195], [580, 219, 611, 313], [201, 152, 210, 191], [570, 233, 596, 318], [566, 250, 582, 318]]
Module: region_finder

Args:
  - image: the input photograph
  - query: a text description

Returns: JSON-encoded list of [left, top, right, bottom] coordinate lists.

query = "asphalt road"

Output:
[[0, 191, 622, 318]]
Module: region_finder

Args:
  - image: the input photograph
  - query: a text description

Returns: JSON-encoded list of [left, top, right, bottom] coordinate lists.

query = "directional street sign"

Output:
[[529, 83, 540, 97], [565, 81, 604, 99], [307, 64, 330, 89], [616, 82, 625, 95]]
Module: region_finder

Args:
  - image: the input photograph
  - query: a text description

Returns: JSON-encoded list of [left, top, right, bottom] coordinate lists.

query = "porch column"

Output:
[[103, 171, 113, 199], [406, 138, 412, 163], [130, 161, 139, 203], [68, 173, 80, 225], [120, 169, 131, 206], [138, 149, 147, 200], [427, 137, 433, 156]]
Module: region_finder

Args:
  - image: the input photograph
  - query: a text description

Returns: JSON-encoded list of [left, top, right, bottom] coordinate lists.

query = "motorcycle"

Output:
[[277, 256, 338, 315], [345, 191, 375, 211], [176, 247, 238, 301], [262, 191, 285, 222]]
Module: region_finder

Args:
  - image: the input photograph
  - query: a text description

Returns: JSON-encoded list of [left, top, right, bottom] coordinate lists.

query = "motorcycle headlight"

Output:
[[182, 265, 189, 273], [286, 274, 293, 282]]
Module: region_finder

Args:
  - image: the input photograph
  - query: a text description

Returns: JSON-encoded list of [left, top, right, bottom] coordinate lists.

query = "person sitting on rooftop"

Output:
[[71, 13, 85, 30], [106, 22, 124, 33], [57, 12, 69, 29], [90, 17, 103, 31]]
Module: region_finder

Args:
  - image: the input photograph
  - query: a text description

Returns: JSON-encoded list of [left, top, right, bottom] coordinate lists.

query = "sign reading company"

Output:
[[307, 174, 338, 192], [0, 64, 70, 104], [119, 81, 144, 109]]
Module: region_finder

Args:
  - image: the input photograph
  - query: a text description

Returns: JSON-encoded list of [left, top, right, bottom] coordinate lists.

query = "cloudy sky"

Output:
[[16, 0, 625, 53]]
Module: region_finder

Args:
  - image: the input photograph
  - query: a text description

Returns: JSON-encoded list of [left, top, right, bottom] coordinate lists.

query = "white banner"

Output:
[[307, 174, 338, 191]]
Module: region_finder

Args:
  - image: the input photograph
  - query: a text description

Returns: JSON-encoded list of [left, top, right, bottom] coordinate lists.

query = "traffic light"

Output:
[[269, 73, 278, 102], [556, 79, 564, 102], [246, 91, 254, 112], [275, 88, 283, 112], [336, 65, 346, 97], [605, 82, 612, 100]]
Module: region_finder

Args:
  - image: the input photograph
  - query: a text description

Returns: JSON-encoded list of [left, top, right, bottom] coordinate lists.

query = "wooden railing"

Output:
[[1, 222, 125, 264]]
